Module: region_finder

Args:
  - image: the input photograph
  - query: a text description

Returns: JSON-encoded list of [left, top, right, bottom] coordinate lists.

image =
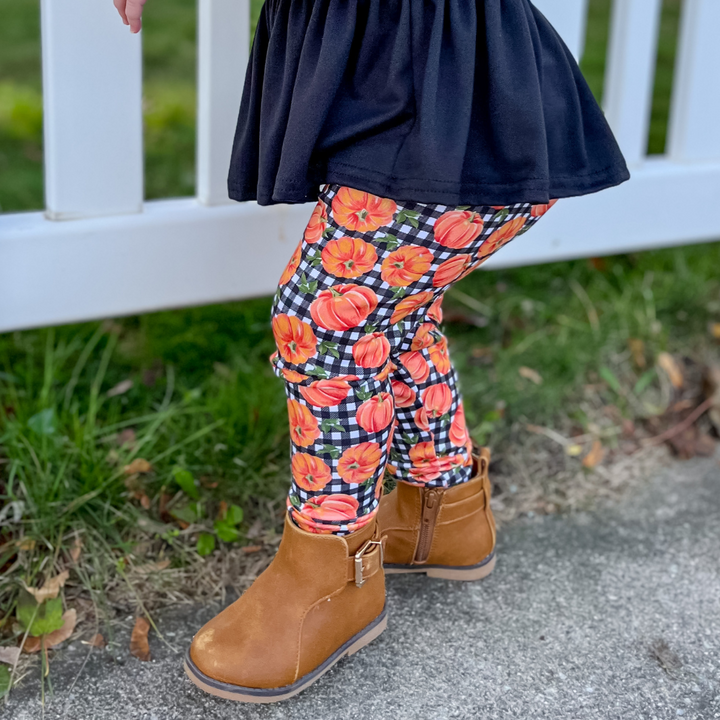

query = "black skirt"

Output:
[[227, 0, 630, 207]]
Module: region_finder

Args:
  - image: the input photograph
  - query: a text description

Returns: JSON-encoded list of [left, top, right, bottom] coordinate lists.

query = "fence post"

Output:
[[603, 0, 663, 166], [196, 0, 251, 206], [40, 0, 143, 220], [668, 0, 720, 162]]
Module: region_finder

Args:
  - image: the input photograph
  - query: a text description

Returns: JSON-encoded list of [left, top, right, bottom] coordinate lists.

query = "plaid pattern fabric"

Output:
[[270, 183, 555, 534]]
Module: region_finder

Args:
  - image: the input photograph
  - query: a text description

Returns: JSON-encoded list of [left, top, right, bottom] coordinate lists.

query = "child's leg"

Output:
[[270, 183, 556, 535]]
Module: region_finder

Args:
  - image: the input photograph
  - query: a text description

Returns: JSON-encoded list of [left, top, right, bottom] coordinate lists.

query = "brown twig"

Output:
[[640, 397, 714, 447]]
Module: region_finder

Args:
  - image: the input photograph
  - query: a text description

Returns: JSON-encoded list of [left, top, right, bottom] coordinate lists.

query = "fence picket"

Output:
[[668, 0, 720, 162], [603, 0, 663, 166], [197, 0, 251, 205], [40, 0, 143, 220]]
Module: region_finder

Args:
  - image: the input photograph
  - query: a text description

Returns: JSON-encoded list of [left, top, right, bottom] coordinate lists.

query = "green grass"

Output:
[[2, 0, 720, 679]]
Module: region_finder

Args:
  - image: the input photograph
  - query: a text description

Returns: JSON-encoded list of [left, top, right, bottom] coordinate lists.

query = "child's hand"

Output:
[[114, 0, 146, 34]]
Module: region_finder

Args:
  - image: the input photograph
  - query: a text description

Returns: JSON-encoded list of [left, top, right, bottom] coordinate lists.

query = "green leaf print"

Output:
[[320, 418, 346, 433], [492, 208, 510, 223], [456, 206, 471, 211], [318, 340, 340, 359], [390, 449, 402, 462], [364, 323, 377, 334], [356, 387, 374, 402], [309, 254, 323, 267], [402, 433, 419, 446], [396, 209, 420, 227], [305, 366, 329, 379], [375, 234, 401, 251], [298, 273, 319, 294], [391, 287, 407, 300], [288, 494, 302, 509], [439, 413, 451, 425], [318, 444, 341, 459]]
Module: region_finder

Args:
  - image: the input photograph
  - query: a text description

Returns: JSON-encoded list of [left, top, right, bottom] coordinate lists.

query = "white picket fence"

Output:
[[1, 0, 719, 333]]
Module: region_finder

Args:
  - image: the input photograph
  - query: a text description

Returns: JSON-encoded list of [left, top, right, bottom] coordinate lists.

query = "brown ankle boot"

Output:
[[377, 446, 496, 581], [184, 514, 386, 702]]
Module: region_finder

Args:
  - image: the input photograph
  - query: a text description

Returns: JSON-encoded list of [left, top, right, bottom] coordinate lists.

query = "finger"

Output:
[[113, 0, 129, 25], [125, 0, 145, 33]]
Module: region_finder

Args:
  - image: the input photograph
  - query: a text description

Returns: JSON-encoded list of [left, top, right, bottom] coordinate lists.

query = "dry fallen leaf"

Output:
[[123, 458, 152, 475], [710, 323, 720, 341], [628, 338, 646, 369], [0, 646, 21, 665], [242, 545, 262, 554], [703, 365, 720, 432], [25, 569, 70, 603], [139, 493, 151, 510], [519, 366, 543, 385], [130, 617, 151, 662], [657, 352, 684, 389], [582, 439, 605, 469], [107, 379, 133, 397], [18, 537, 36, 551], [69, 537, 83, 563], [82, 633, 106, 649], [216, 500, 228, 520], [117, 428, 137, 447], [22, 609, 77, 653]]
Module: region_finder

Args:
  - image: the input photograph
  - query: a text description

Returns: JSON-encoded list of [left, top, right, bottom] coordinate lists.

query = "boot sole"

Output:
[[384, 552, 496, 581], [183, 607, 387, 703]]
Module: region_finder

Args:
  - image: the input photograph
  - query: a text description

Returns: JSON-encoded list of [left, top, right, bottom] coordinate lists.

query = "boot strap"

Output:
[[347, 536, 385, 587]]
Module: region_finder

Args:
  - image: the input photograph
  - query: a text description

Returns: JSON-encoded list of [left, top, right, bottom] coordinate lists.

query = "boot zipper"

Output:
[[414, 488, 443, 564]]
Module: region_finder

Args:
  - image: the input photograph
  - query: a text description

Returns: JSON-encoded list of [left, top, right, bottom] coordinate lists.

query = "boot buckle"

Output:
[[355, 539, 383, 588]]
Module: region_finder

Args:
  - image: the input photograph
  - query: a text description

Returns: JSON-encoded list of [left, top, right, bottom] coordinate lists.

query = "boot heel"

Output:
[[347, 613, 387, 655], [425, 554, 496, 581]]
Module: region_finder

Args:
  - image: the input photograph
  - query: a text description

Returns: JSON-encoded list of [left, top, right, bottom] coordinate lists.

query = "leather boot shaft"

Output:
[[378, 447, 496, 577]]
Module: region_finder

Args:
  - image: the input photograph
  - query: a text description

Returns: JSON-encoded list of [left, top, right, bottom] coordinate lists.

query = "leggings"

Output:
[[270, 183, 556, 535]]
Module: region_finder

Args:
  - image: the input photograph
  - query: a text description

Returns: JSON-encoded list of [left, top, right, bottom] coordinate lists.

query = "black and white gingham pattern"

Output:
[[271, 183, 549, 533]]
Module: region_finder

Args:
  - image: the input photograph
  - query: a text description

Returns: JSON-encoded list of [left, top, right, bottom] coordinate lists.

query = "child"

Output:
[[116, 0, 629, 703]]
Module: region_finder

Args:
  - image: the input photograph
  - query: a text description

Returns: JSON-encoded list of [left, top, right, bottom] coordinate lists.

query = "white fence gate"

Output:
[[1, 0, 719, 333]]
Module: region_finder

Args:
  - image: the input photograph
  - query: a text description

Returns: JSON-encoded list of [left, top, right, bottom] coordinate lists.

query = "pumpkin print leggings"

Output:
[[271, 183, 556, 535]]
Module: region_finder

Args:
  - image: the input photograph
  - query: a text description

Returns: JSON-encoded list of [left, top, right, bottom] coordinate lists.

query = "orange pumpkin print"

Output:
[[408, 442, 455, 482], [399, 351, 430, 384], [331, 187, 397, 233], [433, 210, 485, 248], [291, 452, 332, 491], [352, 332, 390, 368], [356, 392, 394, 433], [449, 402, 470, 447], [414, 406, 430, 432], [373, 360, 398, 382], [300, 378, 351, 407], [428, 336, 451, 374], [337, 442, 383, 483], [279, 241, 303, 285], [427, 295, 444, 324], [381, 246, 434, 287], [391, 380, 417, 408], [390, 291, 434, 324], [282, 368, 309, 382], [478, 217, 526, 260], [304, 201, 328, 243], [287, 399, 321, 447], [293, 494, 359, 532], [422, 383, 453, 418], [410, 323, 437, 351], [432, 254, 474, 288], [321, 237, 378, 279], [272, 314, 318, 364], [310, 284, 378, 331], [530, 199, 558, 218]]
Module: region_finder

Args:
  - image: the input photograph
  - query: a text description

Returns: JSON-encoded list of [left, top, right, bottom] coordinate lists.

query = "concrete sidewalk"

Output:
[[7, 455, 720, 719]]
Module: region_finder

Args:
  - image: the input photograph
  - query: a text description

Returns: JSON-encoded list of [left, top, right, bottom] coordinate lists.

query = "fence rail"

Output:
[[1, 0, 719, 333]]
